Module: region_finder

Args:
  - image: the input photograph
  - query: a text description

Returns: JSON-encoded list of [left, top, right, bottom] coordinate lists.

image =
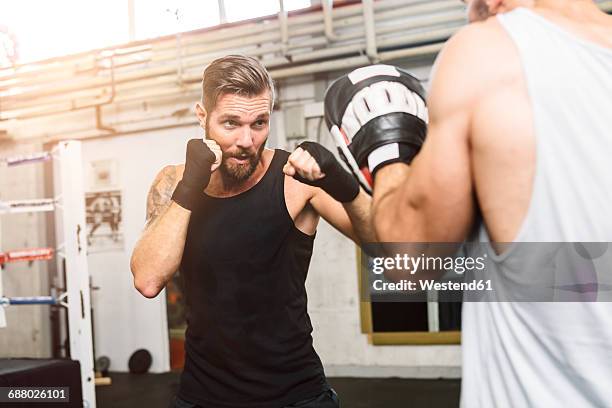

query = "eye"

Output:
[[224, 120, 239, 128], [253, 120, 268, 128]]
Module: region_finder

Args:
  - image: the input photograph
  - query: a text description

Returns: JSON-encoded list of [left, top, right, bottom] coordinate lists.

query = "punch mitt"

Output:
[[324, 64, 428, 194]]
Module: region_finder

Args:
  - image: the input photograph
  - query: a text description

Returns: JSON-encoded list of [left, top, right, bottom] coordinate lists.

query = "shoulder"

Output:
[[437, 17, 516, 70], [150, 165, 183, 191], [428, 18, 521, 117], [146, 165, 183, 213], [447, 17, 510, 46], [145, 165, 182, 220]]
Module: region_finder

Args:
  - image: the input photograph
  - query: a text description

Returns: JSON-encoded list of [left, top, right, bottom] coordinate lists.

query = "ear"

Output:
[[195, 102, 207, 128], [485, 0, 504, 13]]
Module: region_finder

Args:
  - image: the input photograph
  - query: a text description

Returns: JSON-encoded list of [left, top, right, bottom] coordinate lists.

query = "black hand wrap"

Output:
[[171, 139, 216, 211], [292, 141, 359, 203]]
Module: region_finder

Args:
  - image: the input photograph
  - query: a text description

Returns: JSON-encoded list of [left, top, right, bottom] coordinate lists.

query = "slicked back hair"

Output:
[[201, 55, 275, 114]]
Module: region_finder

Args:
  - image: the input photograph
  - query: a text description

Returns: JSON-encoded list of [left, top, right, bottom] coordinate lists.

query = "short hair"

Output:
[[201, 55, 275, 114]]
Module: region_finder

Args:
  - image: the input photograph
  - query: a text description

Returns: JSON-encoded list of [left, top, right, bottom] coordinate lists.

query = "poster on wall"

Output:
[[85, 190, 124, 253], [88, 159, 119, 191]]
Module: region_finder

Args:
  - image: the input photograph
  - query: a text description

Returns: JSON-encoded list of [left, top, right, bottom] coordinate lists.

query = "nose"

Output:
[[236, 125, 254, 149]]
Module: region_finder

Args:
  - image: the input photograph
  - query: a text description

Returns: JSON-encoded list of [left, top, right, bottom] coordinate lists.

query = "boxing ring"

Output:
[[0, 141, 96, 407]]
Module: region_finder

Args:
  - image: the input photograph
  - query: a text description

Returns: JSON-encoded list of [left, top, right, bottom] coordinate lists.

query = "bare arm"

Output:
[[283, 144, 376, 245], [371, 25, 489, 243], [130, 165, 190, 298], [310, 187, 375, 245]]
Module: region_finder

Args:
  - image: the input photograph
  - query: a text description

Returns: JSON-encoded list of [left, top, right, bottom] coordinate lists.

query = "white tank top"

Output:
[[461, 8, 612, 407]]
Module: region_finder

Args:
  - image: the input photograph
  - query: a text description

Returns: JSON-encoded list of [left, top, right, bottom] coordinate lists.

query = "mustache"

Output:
[[223, 149, 256, 159]]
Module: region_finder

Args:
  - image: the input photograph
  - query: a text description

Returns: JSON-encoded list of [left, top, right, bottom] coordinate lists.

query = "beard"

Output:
[[219, 142, 265, 187], [205, 121, 267, 189]]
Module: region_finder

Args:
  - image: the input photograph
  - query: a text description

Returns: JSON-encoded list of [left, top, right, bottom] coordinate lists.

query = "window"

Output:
[[134, 0, 220, 40], [0, 0, 313, 64], [358, 250, 462, 345], [224, 0, 311, 23], [0, 0, 128, 63]]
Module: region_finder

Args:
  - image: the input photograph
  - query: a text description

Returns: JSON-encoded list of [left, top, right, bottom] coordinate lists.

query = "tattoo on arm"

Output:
[[145, 166, 178, 228]]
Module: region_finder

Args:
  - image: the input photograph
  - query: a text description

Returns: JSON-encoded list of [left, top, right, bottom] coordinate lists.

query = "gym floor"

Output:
[[95, 373, 461, 408]]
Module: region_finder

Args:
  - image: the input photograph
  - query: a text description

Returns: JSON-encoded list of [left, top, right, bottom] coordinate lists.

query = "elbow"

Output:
[[136, 284, 163, 299], [130, 255, 164, 299], [133, 276, 164, 299]]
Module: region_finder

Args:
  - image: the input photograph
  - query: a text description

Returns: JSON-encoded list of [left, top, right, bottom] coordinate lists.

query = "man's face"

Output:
[[201, 91, 271, 185], [463, 0, 495, 23]]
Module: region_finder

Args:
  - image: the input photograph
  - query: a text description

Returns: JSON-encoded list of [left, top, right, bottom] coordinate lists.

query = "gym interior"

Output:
[[1, 1, 611, 407]]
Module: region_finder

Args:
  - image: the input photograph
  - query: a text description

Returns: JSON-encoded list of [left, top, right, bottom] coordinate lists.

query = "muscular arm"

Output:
[[310, 187, 375, 244], [284, 143, 375, 244], [371, 24, 491, 243], [130, 165, 190, 298]]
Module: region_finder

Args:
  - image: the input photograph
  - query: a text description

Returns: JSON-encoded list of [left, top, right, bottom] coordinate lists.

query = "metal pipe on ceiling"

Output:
[[2, 0, 611, 127]]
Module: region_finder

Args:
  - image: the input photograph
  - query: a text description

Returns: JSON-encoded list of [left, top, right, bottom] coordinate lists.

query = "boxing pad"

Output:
[[324, 64, 428, 194]]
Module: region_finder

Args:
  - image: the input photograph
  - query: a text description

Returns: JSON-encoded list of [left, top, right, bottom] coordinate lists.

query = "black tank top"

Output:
[[178, 149, 327, 408]]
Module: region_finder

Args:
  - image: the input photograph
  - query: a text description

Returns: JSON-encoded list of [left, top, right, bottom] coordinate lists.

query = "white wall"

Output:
[[81, 126, 199, 373]]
